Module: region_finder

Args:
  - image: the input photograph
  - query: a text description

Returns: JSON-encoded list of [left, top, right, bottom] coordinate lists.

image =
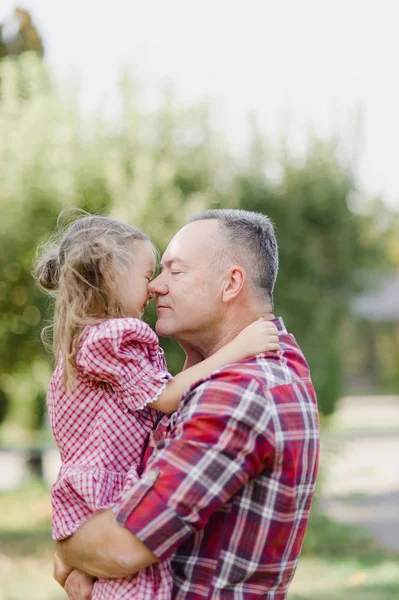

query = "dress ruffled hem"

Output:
[[51, 465, 139, 541]]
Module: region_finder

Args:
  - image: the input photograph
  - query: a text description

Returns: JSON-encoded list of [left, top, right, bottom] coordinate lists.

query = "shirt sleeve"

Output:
[[114, 368, 276, 559], [76, 318, 172, 411]]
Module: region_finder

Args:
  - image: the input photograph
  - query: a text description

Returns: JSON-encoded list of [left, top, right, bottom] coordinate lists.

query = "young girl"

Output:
[[34, 214, 280, 600]]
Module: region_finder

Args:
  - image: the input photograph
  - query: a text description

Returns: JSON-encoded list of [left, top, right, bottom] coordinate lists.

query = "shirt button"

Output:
[[145, 469, 159, 484]]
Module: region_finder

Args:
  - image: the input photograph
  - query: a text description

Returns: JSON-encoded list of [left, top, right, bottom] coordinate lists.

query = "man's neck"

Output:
[[200, 310, 275, 358]]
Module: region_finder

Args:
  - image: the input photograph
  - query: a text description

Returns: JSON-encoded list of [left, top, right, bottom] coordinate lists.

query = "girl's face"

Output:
[[117, 240, 156, 318]]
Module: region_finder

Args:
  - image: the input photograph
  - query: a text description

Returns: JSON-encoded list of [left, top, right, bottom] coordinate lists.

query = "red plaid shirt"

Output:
[[116, 318, 320, 599]]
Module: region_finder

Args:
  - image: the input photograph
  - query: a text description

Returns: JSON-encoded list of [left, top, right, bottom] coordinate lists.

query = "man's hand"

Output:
[[55, 508, 159, 579], [54, 552, 95, 599], [54, 552, 74, 588]]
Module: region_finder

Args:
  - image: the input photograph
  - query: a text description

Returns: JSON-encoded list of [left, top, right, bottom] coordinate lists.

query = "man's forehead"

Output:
[[160, 238, 191, 265], [162, 220, 220, 263], [160, 254, 188, 267]]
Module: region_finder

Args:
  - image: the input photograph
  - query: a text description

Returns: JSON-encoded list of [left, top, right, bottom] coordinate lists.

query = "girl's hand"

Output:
[[233, 318, 280, 359]]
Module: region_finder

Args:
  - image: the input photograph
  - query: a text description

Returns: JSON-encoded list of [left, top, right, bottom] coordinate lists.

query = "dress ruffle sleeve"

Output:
[[75, 318, 172, 412]]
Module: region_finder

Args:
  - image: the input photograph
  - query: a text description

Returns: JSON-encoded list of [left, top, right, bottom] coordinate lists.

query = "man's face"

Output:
[[148, 220, 224, 342]]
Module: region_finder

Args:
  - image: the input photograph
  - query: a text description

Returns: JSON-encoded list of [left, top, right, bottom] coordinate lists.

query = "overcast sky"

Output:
[[2, 0, 398, 209]]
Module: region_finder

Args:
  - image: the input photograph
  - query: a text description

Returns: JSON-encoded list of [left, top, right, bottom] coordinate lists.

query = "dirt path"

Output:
[[320, 396, 399, 551]]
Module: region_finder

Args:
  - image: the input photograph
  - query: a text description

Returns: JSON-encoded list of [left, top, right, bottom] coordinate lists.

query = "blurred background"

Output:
[[0, 1, 398, 599]]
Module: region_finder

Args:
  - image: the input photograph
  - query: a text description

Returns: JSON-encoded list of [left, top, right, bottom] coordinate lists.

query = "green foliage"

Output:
[[0, 387, 10, 425], [290, 507, 399, 600], [237, 140, 382, 414], [0, 55, 234, 433], [344, 206, 399, 395], [0, 54, 112, 437], [302, 508, 381, 559], [0, 53, 390, 437]]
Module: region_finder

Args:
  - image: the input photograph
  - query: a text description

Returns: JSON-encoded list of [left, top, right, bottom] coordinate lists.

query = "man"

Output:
[[55, 209, 320, 599]]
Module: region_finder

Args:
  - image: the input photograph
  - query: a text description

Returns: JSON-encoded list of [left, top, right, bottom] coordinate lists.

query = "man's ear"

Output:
[[221, 266, 246, 303]]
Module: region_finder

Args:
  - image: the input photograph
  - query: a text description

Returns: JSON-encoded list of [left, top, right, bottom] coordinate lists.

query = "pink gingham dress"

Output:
[[47, 318, 174, 600]]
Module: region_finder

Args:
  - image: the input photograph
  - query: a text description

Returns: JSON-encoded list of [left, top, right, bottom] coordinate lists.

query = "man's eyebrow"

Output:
[[160, 258, 187, 269]]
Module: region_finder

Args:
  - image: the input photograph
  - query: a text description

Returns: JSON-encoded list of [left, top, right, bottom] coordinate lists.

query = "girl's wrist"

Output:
[[218, 340, 242, 363]]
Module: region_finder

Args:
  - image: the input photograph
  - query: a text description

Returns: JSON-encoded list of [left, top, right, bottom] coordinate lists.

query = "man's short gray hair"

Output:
[[188, 208, 278, 307]]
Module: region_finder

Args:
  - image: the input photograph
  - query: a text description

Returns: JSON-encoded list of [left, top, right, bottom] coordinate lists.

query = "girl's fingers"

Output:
[[266, 343, 280, 351], [262, 335, 279, 344], [262, 324, 278, 333]]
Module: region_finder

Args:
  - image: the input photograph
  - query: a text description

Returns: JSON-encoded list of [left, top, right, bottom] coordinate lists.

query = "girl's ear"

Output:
[[221, 265, 246, 303]]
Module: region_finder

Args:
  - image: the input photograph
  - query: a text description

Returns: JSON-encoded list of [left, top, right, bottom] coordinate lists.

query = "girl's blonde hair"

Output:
[[34, 210, 153, 390]]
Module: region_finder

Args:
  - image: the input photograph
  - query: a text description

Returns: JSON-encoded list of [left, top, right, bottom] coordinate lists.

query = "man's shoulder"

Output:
[[181, 318, 312, 403], [201, 340, 311, 393], [182, 354, 298, 406], [189, 360, 264, 391], [175, 363, 268, 427]]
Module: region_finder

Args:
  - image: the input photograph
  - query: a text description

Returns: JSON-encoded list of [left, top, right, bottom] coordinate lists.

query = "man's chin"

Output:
[[155, 319, 177, 339]]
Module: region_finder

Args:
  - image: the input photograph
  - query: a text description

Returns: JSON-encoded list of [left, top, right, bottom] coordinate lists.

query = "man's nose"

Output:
[[148, 274, 168, 296]]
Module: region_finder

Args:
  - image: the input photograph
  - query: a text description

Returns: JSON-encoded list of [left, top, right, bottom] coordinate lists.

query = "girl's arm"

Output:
[[149, 319, 280, 414]]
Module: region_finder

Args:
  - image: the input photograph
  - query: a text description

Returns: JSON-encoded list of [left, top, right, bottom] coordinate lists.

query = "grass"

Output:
[[1, 480, 398, 600], [0, 479, 64, 600], [326, 396, 399, 439], [289, 558, 399, 600], [0, 531, 64, 600], [288, 508, 399, 599]]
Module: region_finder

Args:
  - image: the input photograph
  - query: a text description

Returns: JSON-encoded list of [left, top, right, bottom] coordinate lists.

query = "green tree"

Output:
[[0, 53, 389, 443], [0, 57, 234, 439], [237, 138, 384, 415], [0, 54, 110, 440], [0, 6, 44, 59]]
